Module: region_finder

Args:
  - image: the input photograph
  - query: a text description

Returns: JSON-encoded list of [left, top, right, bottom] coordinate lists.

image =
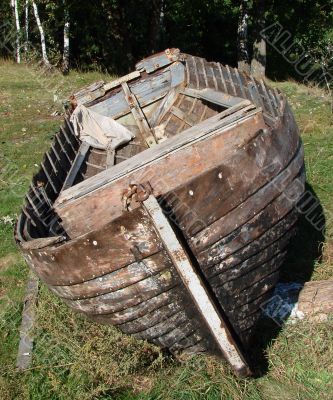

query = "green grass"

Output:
[[0, 60, 333, 399]]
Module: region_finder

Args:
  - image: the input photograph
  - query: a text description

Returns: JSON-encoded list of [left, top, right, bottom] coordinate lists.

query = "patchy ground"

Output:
[[0, 60, 332, 399]]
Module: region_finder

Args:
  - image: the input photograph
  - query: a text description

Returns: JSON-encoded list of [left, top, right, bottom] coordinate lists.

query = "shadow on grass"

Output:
[[248, 182, 326, 376]]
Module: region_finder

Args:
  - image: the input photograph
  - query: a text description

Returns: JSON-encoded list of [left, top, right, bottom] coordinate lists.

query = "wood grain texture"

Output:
[[16, 52, 305, 363]]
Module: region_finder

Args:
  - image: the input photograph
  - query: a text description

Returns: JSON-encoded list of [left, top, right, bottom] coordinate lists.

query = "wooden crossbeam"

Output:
[[62, 141, 90, 191], [121, 82, 157, 147], [181, 87, 245, 108]]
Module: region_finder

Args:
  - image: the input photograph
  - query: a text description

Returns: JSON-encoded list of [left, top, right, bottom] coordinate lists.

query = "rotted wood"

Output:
[[15, 51, 305, 369], [206, 210, 299, 280], [181, 87, 245, 108], [150, 87, 181, 127], [64, 268, 180, 315], [16, 272, 39, 370], [143, 195, 251, 377], [55, 104, 262, 238], [163, 109, 301, 239], [48, 251, 173, 300], [297, 280, 333, 321], [22, 207, 162, 286], [121, 82, 157, 147], [189, 143, 304, 248], [197, 170, 306, 268], [62, 141, 90, 190]]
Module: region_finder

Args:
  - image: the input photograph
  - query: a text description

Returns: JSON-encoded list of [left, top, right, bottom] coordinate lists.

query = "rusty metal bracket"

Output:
[[122, 182, 153, 211]]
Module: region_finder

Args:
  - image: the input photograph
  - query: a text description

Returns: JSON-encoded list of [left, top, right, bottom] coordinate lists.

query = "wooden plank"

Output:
[[164, 117, 301, 238], [90, 70, 171, 119], [64, 268, 179, 315], [298, 280, 333, 319], [121, 82, 157, 147], [89, 61, 185, 122], [149, 87, 181, 127], [135, 48, 181, 73], [88, 288, 180, 326], [21, 236, 65, 250], [48, 251, 172, 300], [209, 225, 297, 285], [62, 141, 90, 190], [207, 211, 298, 280], [55, 105, 263, 238], [188, 143, 303, 242], [104, 71, 141, 92], [226, 65, 237, 96], [181, 87, 245, 108], [217, 63, 228, 92], [197, 171, 305, 268], [216, 252, 286, 299], [170, 106, 196, 126], [143, 195, 251, 377], [21, 207, 162, 286], [260, 80, 275, 117], [218, 269, 281, 311], [118, 300, 184, 334], [16, 272, 39, 370]]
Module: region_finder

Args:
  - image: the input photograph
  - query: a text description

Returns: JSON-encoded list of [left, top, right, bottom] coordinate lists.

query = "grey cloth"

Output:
[[70, 104, 135, 150]]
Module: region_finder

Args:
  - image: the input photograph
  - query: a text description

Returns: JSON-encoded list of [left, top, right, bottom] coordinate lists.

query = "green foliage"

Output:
[[1, 0, 333, 79]]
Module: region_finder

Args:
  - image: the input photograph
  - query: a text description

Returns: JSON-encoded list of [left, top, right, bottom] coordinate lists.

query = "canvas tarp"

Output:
[[70, 104, 135, 150]]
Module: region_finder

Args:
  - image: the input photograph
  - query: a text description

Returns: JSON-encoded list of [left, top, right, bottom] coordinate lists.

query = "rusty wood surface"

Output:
[[48, 251, 172, 300], [190, 142, 304, 246], [21, 207, 162, 286], [206, 210, 298, 279], [64, 268, 180, 315], [55, 106, 262, 238], [143, 195, 252, 377], [121, 82, 157, 147], [16, 272, 39, 370], [197, 171, 305, 268], [166, 106, 301, 239]]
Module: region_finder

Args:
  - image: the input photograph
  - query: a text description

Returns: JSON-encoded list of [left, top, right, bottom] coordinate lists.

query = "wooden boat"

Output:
[[15, 49, 305, 376]]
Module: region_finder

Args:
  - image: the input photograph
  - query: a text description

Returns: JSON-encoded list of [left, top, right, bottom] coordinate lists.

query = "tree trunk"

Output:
[[32, 1, 50, 66], [24, 0, 29, 56], [251, 0, 266, 79], [11, 0, 21, 63], [237, 0, 250, 74], [62, 0, 70, 74]]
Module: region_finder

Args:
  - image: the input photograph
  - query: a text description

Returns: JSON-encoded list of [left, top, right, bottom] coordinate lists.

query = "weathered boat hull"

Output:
[[15, 50, 305, 376]]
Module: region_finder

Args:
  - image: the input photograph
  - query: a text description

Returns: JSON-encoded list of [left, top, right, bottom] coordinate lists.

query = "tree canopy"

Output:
[[1, 0, 333, 81]]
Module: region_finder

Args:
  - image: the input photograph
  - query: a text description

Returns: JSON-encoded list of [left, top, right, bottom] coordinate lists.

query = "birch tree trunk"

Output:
[[32, 0, 50, 66], [24, 0, 29, 56], [11, 0, 21, 63], [62, 0, 70, 74], [251, 0, 266, 79], [237, 0, 250, 74]]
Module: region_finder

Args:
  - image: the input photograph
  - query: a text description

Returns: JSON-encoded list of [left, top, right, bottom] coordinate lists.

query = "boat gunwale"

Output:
[[55, 102, 262, 208]]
